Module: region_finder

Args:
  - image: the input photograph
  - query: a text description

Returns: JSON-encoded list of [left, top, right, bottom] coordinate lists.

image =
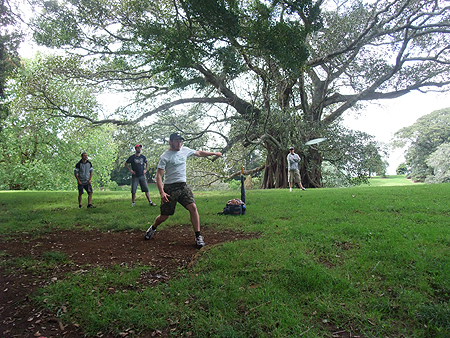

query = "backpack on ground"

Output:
[[218, 198, 246, 215]]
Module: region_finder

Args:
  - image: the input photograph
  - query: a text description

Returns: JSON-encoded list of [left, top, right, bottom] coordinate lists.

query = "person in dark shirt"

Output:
[[74, 152, 96, 208], [125, 144, 157, 207]]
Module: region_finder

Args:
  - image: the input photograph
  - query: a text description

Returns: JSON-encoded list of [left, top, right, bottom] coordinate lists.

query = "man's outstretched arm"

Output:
[[194, 150, 222, 158]]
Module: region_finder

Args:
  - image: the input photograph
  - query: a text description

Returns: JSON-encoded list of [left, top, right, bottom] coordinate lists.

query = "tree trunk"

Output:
[[260, 149, 287, 189], [260, 147, 323, 189], [304, 147, 323, 188]]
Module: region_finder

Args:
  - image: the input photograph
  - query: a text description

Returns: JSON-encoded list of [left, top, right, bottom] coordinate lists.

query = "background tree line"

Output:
[[394, 107, 450, 184], [1, 0, 449, 190]]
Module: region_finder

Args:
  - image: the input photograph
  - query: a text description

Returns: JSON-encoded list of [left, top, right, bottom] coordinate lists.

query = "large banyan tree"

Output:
[[25, 0, 450, 188]]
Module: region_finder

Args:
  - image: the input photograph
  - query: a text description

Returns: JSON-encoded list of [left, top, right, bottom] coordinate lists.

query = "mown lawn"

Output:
[[364, 175, 421, 187], [1, 181, 449, 337]]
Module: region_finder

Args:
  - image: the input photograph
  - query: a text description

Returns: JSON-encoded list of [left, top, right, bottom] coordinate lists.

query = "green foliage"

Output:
[[321, 161, 351, 188], [0, 114, 117, 190], [105, 180, 119, 191], [321, 124, 388, 186], [394, 108, 450, 182], [187, 155, 228, 189], [32, 1, 83, 48], [244, 0, 320, 73], [218, 142, 265, 179], [426, 143, 450, 183], [396, 162, 409, 175], [227, 178, 240, 190], [25, 0, 323, 187], [0, 55, 118, 190], [108, 124, 165, 186], [182, 0, 241, 38], [0, 0, 23, 127], [20, 0, 450, 190]]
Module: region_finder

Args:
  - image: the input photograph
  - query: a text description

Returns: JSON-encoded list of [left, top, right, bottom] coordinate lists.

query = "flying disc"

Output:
[[305, 137, 327, 145]]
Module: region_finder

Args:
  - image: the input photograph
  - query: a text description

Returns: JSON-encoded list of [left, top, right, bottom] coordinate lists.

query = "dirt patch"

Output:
[[0, 225, 259, 338]]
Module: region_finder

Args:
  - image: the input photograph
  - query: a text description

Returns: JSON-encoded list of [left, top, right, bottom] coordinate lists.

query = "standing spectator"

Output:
[[287, 147, 306, 192], [125, 144, 157, 207], [74, 152, 96, 208], [144, 133, 222, 247]]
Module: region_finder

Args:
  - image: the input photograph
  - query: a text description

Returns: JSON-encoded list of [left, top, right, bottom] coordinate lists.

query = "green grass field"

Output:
[[1, 178, 449, 337], [364, 175, 421, 187]]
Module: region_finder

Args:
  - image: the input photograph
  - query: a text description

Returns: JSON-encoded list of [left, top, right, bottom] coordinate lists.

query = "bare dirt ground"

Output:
[[1, 225, 259, 338]]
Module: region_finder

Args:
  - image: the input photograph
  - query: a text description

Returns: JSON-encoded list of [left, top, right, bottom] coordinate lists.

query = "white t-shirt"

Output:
[[158, 147, 196, 184]]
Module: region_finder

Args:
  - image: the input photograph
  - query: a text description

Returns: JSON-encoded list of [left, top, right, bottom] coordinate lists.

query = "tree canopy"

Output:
[[0, 55, 118, 190], [393, 107, 450, 182], [16, 0, 450, 188], [426, 143, 450, 183], [0, 0, 23, 127]]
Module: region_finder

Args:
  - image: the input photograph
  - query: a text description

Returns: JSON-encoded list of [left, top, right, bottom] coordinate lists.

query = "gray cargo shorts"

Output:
[[131, 175, 149, 193]]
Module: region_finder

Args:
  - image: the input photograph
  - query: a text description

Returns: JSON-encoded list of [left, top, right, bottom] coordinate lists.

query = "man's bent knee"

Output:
[[186, 203, 198, 213]]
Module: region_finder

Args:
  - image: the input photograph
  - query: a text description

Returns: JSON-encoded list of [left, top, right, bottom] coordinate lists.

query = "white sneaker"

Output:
[[289, 188, 292, 192], [132, 202, 135, 207], [144, 226, 156, 240], [195, 235, 205, 247]]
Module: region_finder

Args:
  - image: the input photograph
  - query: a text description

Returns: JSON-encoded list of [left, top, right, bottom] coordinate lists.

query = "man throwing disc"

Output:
[[144, 133, 222, 247]]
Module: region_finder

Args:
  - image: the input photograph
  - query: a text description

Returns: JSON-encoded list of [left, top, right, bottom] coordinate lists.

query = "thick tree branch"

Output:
[[194, 64, 261, 119], [227, 164, 266, 180], [37, 94, 230, 126]]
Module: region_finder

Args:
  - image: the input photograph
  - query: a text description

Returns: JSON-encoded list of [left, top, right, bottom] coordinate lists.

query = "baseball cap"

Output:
[[169, 133, 184, 141], [289, 147, 294, 150], [135, 144, 142, 149]]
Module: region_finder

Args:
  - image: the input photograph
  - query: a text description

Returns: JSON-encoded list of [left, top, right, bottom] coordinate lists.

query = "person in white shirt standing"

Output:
[[144, 133, 222, 247], [287, 147, 306, 192]]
